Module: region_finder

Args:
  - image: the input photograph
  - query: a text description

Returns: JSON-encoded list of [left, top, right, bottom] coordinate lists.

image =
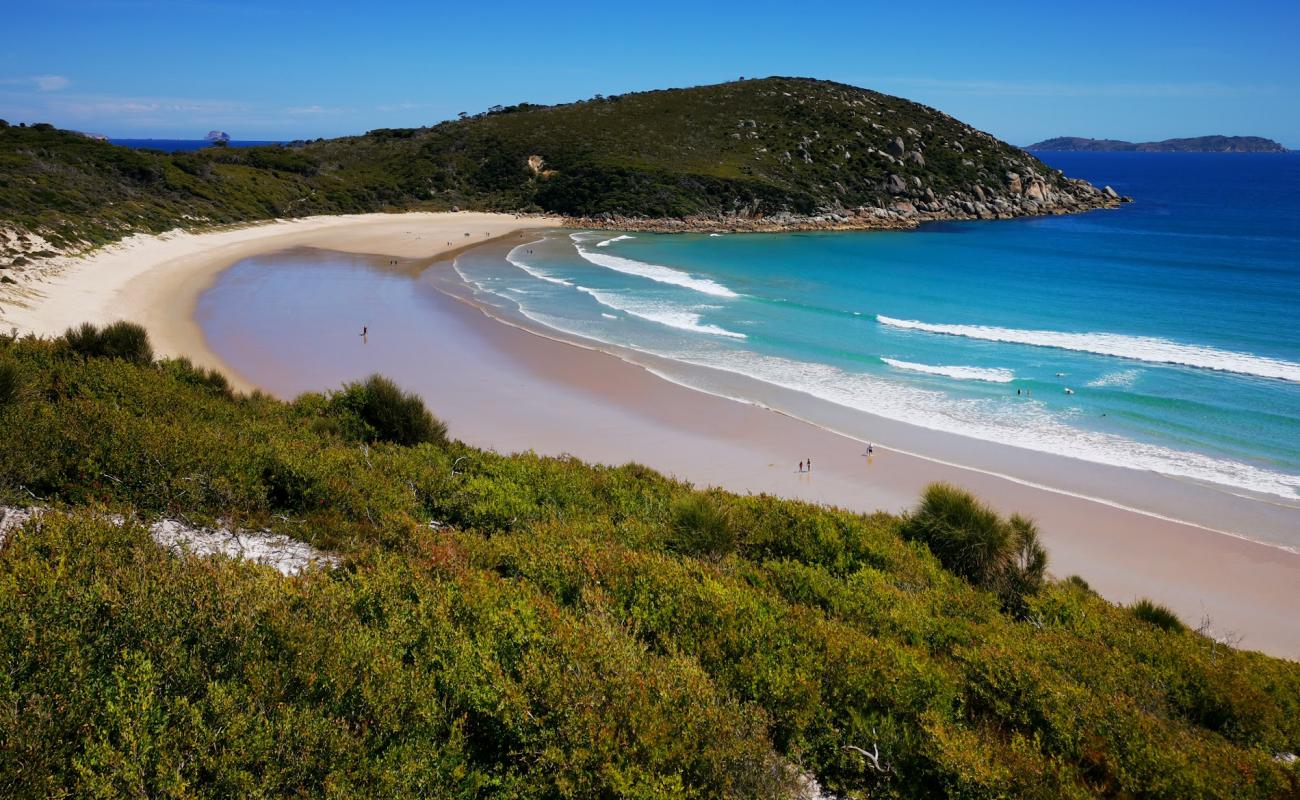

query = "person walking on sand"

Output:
[[798, 460, 804, 473], [361, 325, 368, 338], [806, 457, 812, 472]]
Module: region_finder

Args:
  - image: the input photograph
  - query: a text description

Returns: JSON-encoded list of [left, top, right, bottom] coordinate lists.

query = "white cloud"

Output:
[[286, 104, 349, 115], [0, 75, 71, 91], [33, 75, 70, 91]]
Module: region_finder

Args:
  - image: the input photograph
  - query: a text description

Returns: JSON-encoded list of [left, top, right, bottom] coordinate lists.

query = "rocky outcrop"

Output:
[[571, 161, 1129, 234]]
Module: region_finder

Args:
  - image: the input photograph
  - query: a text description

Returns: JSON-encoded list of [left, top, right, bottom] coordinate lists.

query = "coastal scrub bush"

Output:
[[1131, 598, 1185, 632], [669, 492, 740, 560], [0, 333, 1298, 798], [900, 483, 1048, 608], [0, 358, 20, 406], [336, 374, 449, 447], [162, 356, 232, 398], [61, 320, 153, 364]]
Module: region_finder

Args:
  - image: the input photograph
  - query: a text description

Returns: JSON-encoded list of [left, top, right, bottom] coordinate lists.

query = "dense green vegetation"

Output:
[[1, 326, 1297, 798], [1, 77, 1098, 264]]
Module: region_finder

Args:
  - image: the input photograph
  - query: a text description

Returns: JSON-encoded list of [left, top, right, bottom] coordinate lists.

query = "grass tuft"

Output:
[[900, 483, 1049, 609], [0, 358, 21, 406], [61, 320, 153, 364], [1131, 598, 1186, 632]]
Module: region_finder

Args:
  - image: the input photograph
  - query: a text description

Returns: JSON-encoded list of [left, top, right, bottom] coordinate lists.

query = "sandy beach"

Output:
[[0, 212, 560, 389], [4, 220, 1298, 658]]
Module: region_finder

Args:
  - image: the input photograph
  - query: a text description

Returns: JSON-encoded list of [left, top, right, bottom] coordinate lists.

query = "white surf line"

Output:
[[575, 286, 747, 340], [881, 357, 1015, 383], [878, 314, 1300, 384], [570, 235, 739, 298], [595, 234, 636, 247], [506, 240, 574, 286]]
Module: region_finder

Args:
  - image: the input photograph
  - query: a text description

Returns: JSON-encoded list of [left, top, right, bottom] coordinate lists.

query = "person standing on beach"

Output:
[[361, 325, 368, 339], [799, 460, 804, 473], [807, 457, 812, 472]]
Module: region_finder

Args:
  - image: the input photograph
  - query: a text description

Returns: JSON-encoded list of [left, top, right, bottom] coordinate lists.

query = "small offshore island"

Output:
[[1028, 135, 1289, 152], [3, 72, 1300, 799]]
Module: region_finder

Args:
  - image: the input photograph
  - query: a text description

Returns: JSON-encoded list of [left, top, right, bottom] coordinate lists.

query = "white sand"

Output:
[[0, 211, 560, 389]]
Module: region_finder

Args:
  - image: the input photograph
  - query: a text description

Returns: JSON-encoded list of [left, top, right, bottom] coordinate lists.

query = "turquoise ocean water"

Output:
[[452, 153, 1300, 505]]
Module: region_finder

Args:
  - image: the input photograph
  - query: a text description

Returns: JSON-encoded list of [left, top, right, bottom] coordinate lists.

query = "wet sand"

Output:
[[199, 246, 1300, 660]]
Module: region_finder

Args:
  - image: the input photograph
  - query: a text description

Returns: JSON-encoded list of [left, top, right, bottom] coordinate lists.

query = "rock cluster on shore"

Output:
[[572, 168, 1129, 234]]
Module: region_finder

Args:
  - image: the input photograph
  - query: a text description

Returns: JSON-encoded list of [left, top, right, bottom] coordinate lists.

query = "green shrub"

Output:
[[1063, 574, 1092, 592], [337, 374, 448, 447], [901, 483, 1011, 584], [1004, 514, 1048, 596], [61, 320, 153, 364], [669, 493, 739, 560], [900, 483, 1049, 609], [1131, 598, 1185, 632], [163, 357, 233, 398], [0, 358, 20, 406]]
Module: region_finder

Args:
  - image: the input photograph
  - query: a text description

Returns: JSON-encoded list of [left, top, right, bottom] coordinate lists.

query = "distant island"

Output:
[[205, 130, 231, 143], [1027, 135, 1288, 153]]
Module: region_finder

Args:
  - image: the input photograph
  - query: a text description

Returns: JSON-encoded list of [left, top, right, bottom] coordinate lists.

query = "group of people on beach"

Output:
[[799, 444, 874, 474]]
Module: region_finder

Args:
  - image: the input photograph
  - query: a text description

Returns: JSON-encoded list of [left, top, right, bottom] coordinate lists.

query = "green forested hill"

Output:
[[0, 328, 1296, 798], [1, 77, 1117, 267]]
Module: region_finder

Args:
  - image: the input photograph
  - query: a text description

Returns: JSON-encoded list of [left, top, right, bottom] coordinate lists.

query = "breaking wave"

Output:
[[881, 357, 1015, 383], [571, 234, 738, 298], [596, 235, 635, 247], [877, 315, 1300, 383], [576, 286, 746, 339], [506, 244, 573, 286]]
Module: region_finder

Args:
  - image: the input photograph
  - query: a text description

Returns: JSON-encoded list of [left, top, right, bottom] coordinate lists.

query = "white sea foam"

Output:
[[569, 235, 738, 298], [596, 235, 635, 247], [882, 357, 1015, 383], [678, 348, 1300, 501], [506, 243, 573, 286], [1088, 369, 1142, 389], [576, 287, 746, 339], [601, 313, 618, 320], [487, 289, 1300, 502], [877, 315, 1300, 383]]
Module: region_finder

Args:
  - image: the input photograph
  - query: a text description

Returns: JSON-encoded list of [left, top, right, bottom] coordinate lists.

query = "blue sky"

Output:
[[4, 0, 1298, 146]]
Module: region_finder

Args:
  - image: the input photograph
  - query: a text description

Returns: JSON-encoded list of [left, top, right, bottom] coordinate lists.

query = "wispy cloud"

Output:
[[374, 101, 434, 113], [0, 75, 71, 92], [285, 104, 350, 115], [868, 77, 1279, 99], [44, 96, 249, 117]]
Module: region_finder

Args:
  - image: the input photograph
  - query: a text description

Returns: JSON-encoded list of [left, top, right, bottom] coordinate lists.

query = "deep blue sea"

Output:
[[454, 153, 1300, 503], [109, 139, 281, 152]]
